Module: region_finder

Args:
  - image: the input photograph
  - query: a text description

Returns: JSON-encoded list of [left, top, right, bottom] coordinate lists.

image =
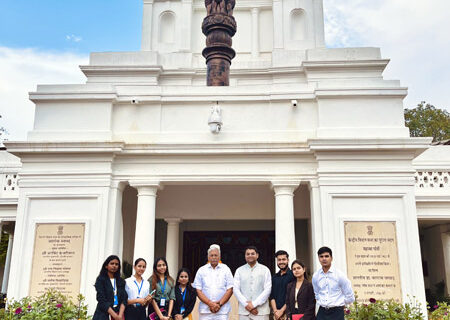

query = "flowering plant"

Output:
[[429, 301, 450, 319], [344, 295, 423, 320], [0, 289, 91, 319]]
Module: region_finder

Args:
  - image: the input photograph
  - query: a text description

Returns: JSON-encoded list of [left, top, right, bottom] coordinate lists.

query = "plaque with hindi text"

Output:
[[345, 221, 402, 303], [29, 223, 85, 299]]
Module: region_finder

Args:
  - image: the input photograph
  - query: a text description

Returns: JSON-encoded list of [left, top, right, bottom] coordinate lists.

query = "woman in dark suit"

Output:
[[172, 268, 197, 320], [93, 255, 128, 320], [285, 260, 316, 320]]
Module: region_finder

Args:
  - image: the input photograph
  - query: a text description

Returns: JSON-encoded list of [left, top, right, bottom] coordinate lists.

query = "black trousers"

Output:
[[316, 306, 344, 320], [125, 304, 147, 320]]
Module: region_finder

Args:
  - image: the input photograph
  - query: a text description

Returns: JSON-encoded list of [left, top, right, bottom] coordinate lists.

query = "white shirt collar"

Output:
[[208, 262, 222, 269], [320, 265, 335, 274]]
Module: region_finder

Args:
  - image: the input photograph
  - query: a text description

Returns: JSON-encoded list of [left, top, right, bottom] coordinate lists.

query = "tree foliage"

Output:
[[404, 102, 450, 142]]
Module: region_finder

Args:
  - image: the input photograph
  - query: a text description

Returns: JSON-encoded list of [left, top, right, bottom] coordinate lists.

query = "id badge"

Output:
[[113, 295, 118, 307], [180, 307, 185, 314], [160, 298, 166, 307], [136, 296, 141, 307]]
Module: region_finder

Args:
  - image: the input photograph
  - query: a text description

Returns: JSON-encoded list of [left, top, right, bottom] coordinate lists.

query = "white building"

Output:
[[1, 0, 449, 316]]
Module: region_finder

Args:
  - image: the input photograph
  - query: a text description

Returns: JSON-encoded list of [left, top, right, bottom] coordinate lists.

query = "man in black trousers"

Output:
[[312, 247, 354, 320]]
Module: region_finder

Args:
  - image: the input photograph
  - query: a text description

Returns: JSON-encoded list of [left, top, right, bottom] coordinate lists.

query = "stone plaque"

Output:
[[29, 223, 85, 299], [345, 221, 402, 303]]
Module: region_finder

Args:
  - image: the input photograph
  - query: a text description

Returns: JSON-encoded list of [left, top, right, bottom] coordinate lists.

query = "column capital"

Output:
[[130, 180, 162, 196], [271, 180, 300, 196], [164, 218, 183, 225], [110, 180, 127, 191], [308, 179, 319, 189]]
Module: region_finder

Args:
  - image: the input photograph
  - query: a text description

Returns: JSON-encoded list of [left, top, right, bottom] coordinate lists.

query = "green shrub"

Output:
[[0, 289, 91, 320], [429, 301, 450, 320], [344, 296, 424, 320]]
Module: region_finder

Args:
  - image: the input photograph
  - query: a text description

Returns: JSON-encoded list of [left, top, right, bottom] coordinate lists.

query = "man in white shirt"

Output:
[[312, 247, 355, 320], [234, 246, 272, 320], [193, 244, 234, 320]]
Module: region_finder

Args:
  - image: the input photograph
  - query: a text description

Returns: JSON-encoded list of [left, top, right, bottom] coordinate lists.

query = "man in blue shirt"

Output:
[[269, 250, 295, 320]]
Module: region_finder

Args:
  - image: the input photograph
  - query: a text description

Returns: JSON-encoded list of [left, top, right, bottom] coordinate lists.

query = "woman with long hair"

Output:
[[285, 260, 316, 320], [172, 268, 197, 320], [125, 258, 153, 320], [93, 255, 127, 320], [148, 257, 176, 320]]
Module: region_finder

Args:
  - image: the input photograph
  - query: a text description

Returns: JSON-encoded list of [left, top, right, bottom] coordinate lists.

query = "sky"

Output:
[[0, 0, 449, 141]]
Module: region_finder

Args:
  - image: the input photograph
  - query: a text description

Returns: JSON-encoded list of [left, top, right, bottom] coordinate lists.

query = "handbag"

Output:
[[291, 314, 304, 320], [149, 307, 168, 320]]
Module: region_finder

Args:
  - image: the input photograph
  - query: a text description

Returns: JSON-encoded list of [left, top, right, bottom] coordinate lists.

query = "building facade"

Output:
[[1, 0, 449, 316]]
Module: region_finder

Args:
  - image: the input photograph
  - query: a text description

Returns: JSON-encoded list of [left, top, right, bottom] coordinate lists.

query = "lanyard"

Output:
[[134, 279, 144, 296], [113, 279, 117, 294], [159, 278, 167, 294], [180, 287, 187, 306]]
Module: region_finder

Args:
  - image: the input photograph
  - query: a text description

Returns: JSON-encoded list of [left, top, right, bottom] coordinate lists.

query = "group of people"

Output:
[[93, 245, 354, 320]]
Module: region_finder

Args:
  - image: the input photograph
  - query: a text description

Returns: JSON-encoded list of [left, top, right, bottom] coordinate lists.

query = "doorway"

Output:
[[183, 230, 275, 275]]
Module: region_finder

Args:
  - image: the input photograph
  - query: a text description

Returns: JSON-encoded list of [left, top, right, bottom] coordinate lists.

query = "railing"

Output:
[[415, 171, 450, 189], [0, 173, 19, 198]]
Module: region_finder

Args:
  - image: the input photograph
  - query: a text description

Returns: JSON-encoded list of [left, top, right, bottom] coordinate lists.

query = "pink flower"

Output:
[[433, 305, 438, 309], [369, 298, 376, 304], [15, 307, 23, 314], [27, 305, 32, 310], [56, 303, 63, 308], [345, 309, 350, 315]]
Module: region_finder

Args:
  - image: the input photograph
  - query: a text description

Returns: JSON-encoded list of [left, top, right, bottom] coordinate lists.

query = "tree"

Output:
[[404, 102, 450, 142]]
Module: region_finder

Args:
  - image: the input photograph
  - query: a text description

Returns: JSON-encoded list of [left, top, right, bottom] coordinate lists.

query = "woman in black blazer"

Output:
[[93, 255, 128, 320], [172, 268, 197, 320], [285, 260, 316, 320]]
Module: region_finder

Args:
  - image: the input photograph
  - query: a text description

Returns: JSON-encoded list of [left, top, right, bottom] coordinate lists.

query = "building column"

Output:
[[142, 0, 154, 51], [1, 234, 14, 293], [181, 0, 193, 51], [131, 182, 160, 279], [165, 218, 182, 274], [251, 7, 260, 58], [105, 181, 126, 258], [272, 0, 284, 49], [272, 182, 299, 261], [442, 231, 450, 295], [308, 180, 322, 272]]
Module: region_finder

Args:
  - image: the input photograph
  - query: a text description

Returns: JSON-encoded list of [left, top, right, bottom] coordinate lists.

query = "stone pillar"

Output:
[[142, 0, 154, 51], [442, 231, 450, 296], [251, 7, 260, 58], [272, 182, 299, 261], [202, 0, 237, 86], [1, 234, 14, 293], [272, 0, 284, 49], [308, 180, 322, 272], [105, 181, 125, 257], [181, 0, 193, 51], [131, 182, 160, 279], [165, 218, 182, 275]]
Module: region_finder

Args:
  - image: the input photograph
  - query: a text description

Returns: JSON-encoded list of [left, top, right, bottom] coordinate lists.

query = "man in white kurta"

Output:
[[234, 246, 272, 320], [193, 244, 234, 320]]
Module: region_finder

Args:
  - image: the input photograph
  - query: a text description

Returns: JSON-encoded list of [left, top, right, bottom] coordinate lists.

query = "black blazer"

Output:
[[172, 284, 197, 318], [93, 274, 128, 320], [285, 280, 316, 320]]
